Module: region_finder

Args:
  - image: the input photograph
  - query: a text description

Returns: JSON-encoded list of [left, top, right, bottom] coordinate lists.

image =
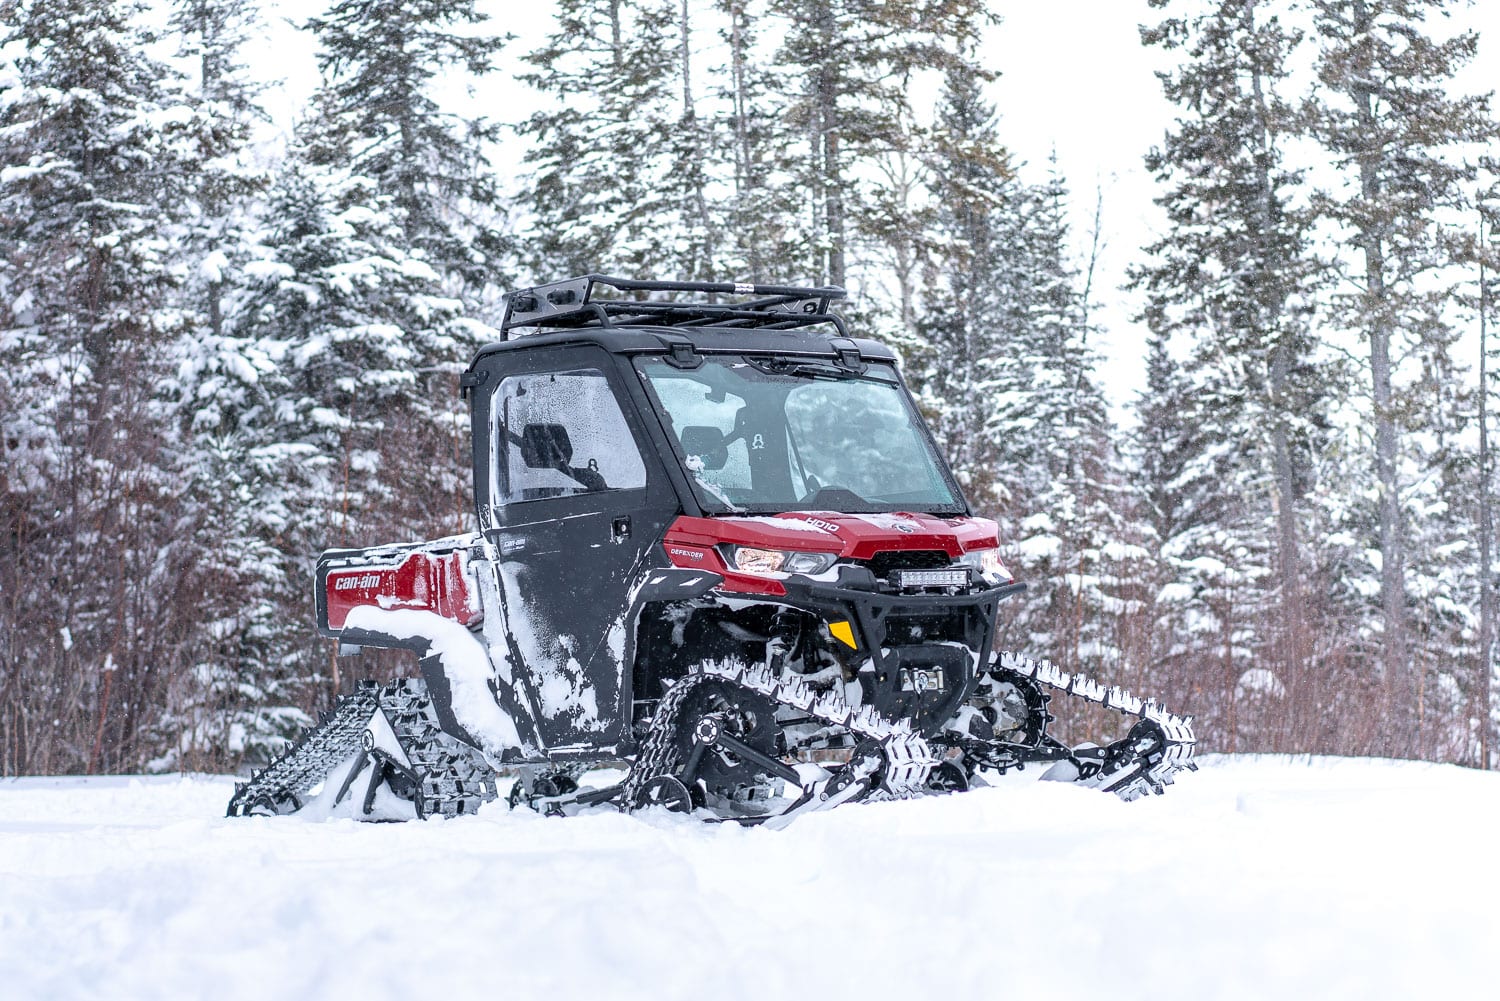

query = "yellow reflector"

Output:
[[829, 621, 857, 649]]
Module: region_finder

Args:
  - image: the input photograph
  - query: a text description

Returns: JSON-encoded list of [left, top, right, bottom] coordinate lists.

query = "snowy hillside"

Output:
[[2, 756, 1495, 1001]]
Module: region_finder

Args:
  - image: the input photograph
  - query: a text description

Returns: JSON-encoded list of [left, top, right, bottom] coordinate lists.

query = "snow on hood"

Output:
[[667, 511, 1000, 560]]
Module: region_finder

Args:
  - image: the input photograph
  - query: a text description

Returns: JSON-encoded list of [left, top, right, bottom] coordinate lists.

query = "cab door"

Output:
[[471, 344, 677, 752]]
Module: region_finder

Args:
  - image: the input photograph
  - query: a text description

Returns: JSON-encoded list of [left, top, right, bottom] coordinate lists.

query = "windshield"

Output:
[[637, 355, 964, 514]]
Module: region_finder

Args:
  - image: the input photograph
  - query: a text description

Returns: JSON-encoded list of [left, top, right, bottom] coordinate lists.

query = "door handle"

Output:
[[611, 516, 631, 543]]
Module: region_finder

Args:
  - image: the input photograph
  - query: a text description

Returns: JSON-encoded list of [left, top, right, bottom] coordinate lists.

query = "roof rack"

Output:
[[499, 275, 849, 340]]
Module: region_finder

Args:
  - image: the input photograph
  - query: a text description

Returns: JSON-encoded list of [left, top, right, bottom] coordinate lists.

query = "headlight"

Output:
[[724, 546, 839, 576], [959, 548, 1010, 580]]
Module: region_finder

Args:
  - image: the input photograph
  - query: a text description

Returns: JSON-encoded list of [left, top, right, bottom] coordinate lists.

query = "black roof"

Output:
[[499, 275, 849, 338], [466, 275, 898, 375]]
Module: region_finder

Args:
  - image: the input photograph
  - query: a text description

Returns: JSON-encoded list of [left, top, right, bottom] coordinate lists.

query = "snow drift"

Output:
[[1, 755, 1495, 1001]]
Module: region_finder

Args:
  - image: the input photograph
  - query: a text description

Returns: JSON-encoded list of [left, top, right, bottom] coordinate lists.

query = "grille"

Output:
[[861, 550, 952, 579]]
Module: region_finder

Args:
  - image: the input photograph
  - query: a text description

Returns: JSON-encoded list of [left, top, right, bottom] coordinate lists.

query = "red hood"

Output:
[[665, 511, 998, 569]]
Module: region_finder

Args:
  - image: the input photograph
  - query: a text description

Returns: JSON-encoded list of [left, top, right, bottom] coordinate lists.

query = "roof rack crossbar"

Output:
[[500, 274, 848, 340]]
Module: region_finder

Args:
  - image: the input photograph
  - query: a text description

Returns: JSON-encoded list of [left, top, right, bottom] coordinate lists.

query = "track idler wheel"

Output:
[[238, 791, 292, 817], [924, 759, 969, 794], [972, 667, 1052, 746], [633, 775, 694, 813]]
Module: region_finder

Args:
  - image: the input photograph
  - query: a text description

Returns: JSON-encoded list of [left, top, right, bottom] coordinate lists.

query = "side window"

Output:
[[492, 368, 647, 504]]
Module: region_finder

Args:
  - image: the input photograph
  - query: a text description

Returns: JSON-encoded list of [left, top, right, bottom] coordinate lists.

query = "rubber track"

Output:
[[624, 653, 1196, 813], [994, 650, 1197, 799], [379, 679, 498, 818], [227, 679, 497, 818], [227, 683, 382, 816], [622, 662, 937, 810]]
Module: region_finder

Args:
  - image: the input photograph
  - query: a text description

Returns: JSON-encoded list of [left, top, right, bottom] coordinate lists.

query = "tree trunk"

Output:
[[1243, 0, 1306, 746], [812, 1, 844, 287], [1269, 340, 1304, 736], [1351, 0, 1407, 720], [1480, 230, 1494, 767], [679, 0, 714, 280]]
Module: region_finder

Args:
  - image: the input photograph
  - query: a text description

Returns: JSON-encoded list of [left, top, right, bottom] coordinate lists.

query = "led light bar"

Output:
[[891, 567, 970, 589]]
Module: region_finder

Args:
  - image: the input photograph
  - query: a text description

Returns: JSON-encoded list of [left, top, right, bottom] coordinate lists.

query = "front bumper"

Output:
[[768, 570, 1026, 734]]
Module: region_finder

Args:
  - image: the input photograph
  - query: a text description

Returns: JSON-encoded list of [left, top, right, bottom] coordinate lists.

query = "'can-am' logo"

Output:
[[334, 574, 381, 591]]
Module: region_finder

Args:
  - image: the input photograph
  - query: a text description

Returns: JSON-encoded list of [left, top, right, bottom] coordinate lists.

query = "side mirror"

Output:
[[520, 423, 573, 469], [679, 425, 728, 471]]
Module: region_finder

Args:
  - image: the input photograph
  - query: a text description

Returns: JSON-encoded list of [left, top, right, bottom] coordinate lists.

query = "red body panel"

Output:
[[662, 511, 1002, 593], [323, 549, 481, 631]]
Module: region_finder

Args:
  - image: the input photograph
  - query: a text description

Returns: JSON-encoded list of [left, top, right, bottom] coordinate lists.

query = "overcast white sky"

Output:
[[247, 0, 1500, 416], [986, 4, 1177, 411]]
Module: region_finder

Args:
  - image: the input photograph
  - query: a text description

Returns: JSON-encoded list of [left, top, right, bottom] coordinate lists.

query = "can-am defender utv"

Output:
[[228, 276, 1195, 825]]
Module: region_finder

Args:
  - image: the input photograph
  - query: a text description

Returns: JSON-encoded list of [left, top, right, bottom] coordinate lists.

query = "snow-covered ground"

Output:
[[1, 756, 1495, 1001]]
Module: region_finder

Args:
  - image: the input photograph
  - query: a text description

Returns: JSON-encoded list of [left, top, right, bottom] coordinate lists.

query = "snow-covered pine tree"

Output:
[[909, 99, 1111, 670], [1135, 0, 1334, 750], [160, 0, 313, 771], [711, 0, 806, 283], [763, 0, 994, 289], [239, 135, 462, 567], [904, 59, 1125, 685], [292, 0, 507, 546], [305, 0, 509, 303], [168, 0, 267, 341], [1401, 314, 1479, 758], [1005, 166, 1134, 684], [909, 63, 1014, 513], [1129, 330, 1214, 711], [516, 0, 695, 280], [233, 136, 473, 718], [663, 0, 719, 283], [1301, 0, 1500, 745], [0, 0, 223, 772]]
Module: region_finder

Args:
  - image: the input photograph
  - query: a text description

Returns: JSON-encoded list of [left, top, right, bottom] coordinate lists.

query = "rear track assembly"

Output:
[[227, 679, 496, 819]]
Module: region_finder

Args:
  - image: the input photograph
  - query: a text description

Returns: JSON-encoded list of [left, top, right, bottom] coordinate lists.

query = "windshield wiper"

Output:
[[746, 357, 865, 381]]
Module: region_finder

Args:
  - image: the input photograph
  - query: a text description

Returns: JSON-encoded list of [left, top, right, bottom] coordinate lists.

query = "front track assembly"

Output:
[[520, 651, 1195, 824], [620, 666, 939, 827], [977, 651, 1197, 800]]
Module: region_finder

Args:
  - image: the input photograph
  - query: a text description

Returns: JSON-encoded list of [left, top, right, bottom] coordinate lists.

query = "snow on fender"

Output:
[[341, 606, 522, 758]]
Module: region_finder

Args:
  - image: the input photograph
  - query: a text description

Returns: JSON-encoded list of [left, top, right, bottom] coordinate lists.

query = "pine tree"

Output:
[[911, 64, 1017, 511], [306, 0, 509, 300], [1004, 168, 1127, 681], [1302, 0, 1500, 739], [168, 0, 267, 341], [162, 0, 312, 770], [264, 0, 508, 551], [1129, 331, 1202, 682], [241, 140, 466, 542], [712, 0, 805, 282], [905, 60, 1122, 682], [517, 0, 689, 279], [763, 0, 994, 288], [1135, 0, 1339, 749], [0, 0, 220, 772]]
